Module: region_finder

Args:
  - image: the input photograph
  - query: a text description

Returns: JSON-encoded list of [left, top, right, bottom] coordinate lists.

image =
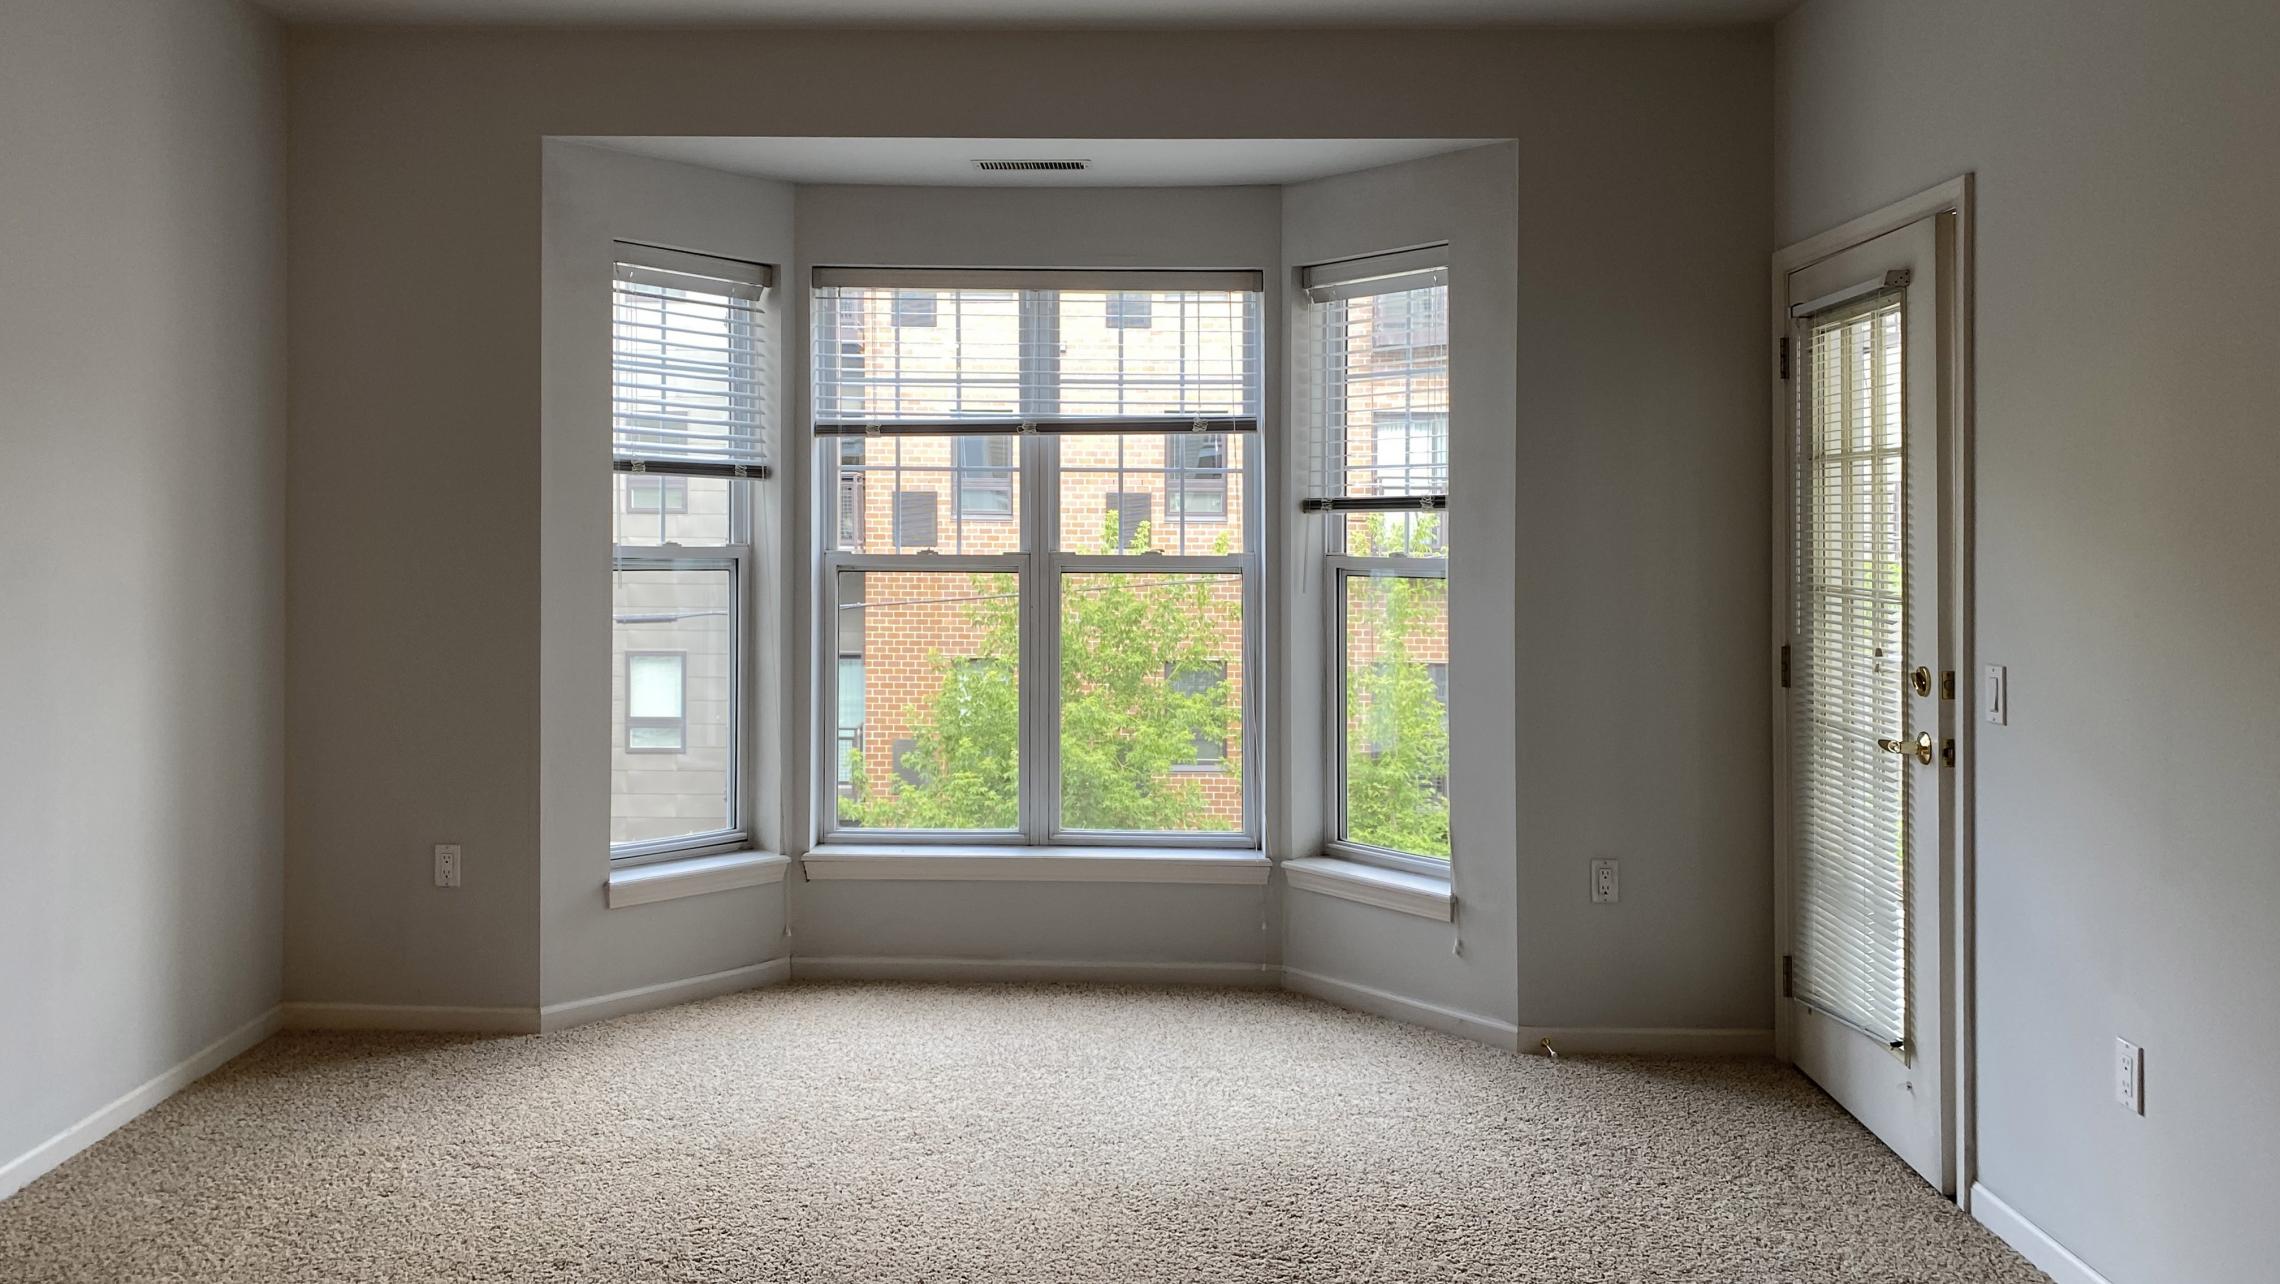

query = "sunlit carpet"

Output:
[[0, 982, 2046, 1282]]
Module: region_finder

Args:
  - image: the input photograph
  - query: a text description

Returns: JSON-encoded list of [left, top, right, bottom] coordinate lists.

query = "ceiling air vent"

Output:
[[973, 159, 1091, 172]]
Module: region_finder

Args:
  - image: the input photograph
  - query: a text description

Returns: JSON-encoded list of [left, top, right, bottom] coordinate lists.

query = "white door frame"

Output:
[[1769, 175, 1977, 1205]]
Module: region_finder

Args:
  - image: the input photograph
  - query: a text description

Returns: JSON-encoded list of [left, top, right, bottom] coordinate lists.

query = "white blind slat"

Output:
[[813, 266, 1262, 293], [811, 281, 1259, 433], [1790, 291, 1908, 1048], [612, 258, 773, 478], [1298, 252, 1449, 513]]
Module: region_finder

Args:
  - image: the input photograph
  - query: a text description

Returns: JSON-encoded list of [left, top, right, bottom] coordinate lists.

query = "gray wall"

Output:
[[538, 143, 795, 1008], [284, 27, 1771, 1022], [1279, 146, 1525, 1032], [789, 181, 1285, 969], [1776, 2, 2280, 1280], [0, 0, 286, 1172]]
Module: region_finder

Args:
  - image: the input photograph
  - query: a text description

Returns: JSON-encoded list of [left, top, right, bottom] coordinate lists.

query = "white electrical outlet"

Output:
[[434, 843, 462, 888], [1985, 664, 2008, 725], [2114, 1037, 2143, 1115], [1591, 859, 1619, 904]]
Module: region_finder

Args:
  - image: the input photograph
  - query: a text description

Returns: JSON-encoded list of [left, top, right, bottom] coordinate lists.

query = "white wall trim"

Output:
[[0, 1005, 283, 1203], [281, 1002, 542, 1034], [1282, 856, 1453, 920], [539, 958, 790, 1031], [1970, 1183, 2114, 1284], [791, 955, 1280, 986], [802, 845, 1271, 885], [1517, 1024, 1774, 1058], [1769, 172, 1978, 1200], [1279, 967, 1521, 1051], [606, 850, 789, 909]]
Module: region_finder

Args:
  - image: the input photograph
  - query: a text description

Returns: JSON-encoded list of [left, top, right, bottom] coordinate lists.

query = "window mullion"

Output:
[[1020, 289, 1060, 845]]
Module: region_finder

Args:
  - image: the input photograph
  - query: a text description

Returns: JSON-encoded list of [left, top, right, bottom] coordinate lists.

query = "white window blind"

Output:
[[1790, 288, 1908, 1049], [1298, 248, 1449, 512], [612, 243, 775, 479], [811, 267, 1262, 437]]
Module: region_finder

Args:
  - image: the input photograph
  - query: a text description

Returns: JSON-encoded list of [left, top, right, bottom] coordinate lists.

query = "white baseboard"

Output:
[[1971, 1182, 2114, 1284], [0, 1004, 283, 1203], [539, 958, 790, 1032], [1279, 967, 1522, 1051], [1516, 1024, 1774, 1057], [791, 955, 1280, 987], [280, 1002, 541, 1034]]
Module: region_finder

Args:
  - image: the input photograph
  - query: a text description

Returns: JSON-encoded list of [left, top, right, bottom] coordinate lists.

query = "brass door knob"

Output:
[[1877, 731, 1936, 765]]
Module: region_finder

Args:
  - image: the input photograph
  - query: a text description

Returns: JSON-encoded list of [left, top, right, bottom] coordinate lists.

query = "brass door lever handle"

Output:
[[1877, 731, 1936, 765]]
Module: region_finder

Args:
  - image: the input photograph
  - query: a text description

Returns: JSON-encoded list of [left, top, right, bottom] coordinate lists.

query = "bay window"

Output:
[[608, 243, 772, 861], [814, 269, 1261, 845], [1302, 248, 1452, 870]]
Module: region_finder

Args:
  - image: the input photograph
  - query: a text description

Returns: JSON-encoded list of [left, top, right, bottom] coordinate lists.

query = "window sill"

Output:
[[802, 844, 1270, 885], [1282, 856, 1453, 921], [607, 850, 790, 909]]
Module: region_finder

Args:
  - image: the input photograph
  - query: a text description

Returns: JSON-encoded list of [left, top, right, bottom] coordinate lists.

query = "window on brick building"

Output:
[[815, 269, 1261, 843]]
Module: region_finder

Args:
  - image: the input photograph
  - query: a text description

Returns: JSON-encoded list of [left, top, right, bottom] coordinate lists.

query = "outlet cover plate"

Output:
[[1591, 859, 1619, 904], [2115, 1037, 2143, 1114]]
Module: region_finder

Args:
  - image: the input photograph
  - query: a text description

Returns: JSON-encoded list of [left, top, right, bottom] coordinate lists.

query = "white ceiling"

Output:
[[259, 0, 1793, 27], [570, 137, 1502, 187]]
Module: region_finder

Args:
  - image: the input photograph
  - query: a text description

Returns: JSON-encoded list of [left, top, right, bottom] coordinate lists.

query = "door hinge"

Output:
[[1781, 954, 1795, 998], [1779, 644, 1791, 689], [1778, 336, 1791, 380]]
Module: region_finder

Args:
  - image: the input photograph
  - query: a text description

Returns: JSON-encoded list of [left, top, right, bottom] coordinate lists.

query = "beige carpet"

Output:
[[1, 982, 2046, 1283]]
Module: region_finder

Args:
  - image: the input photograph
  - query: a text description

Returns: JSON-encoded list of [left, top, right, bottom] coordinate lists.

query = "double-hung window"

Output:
[[608, 243, 773, 861], [1302, 247, 1452, 870], [814, 269, 1262, 845]]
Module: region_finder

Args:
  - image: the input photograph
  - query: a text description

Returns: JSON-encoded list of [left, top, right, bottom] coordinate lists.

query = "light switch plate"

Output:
[[1984, 664, 2008, 725]]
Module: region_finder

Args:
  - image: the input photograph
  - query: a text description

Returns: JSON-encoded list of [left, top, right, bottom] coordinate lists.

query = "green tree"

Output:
[[1342, 562, 1452, 859], [842, 514, 1240, 831], [840, 573, 1022, 830], [1333, 512, 1451, 858]]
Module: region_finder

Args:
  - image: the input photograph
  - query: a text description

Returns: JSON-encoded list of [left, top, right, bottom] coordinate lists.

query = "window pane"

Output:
[[831, 435, 1022, 554], [1058, 432, 1247, 555], [613, 472, 731, 546], [1059, 571, 1244, 834], [1055, 291, 1254, 420], [832, 568, 1020, 831], [1341, 574, 1450, 860], [1338, 509, 1448, 558], [626, 653, 684, 717], [612, 567, 733, 846], [1316, 283, 1449, 514], [814, 288, 1022, 423]]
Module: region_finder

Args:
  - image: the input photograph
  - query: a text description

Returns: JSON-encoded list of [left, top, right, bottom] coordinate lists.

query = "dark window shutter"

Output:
[[894, 490, 939, 548], [1106, 492, 1151, 550]]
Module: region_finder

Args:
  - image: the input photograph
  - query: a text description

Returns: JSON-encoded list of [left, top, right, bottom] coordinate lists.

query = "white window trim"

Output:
[[607, 849, 789, 908], [611, 539, 753, 864], [813, 283, 1265, 851], [803, 844, 1269, 885], [1326, 555, 1452, 876], [1282, 855, 1453, 921], [1302, 260, 1454, 877]]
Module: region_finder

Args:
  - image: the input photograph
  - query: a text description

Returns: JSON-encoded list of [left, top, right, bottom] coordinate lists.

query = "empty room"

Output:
[[2, 0, 2274, 1281]]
